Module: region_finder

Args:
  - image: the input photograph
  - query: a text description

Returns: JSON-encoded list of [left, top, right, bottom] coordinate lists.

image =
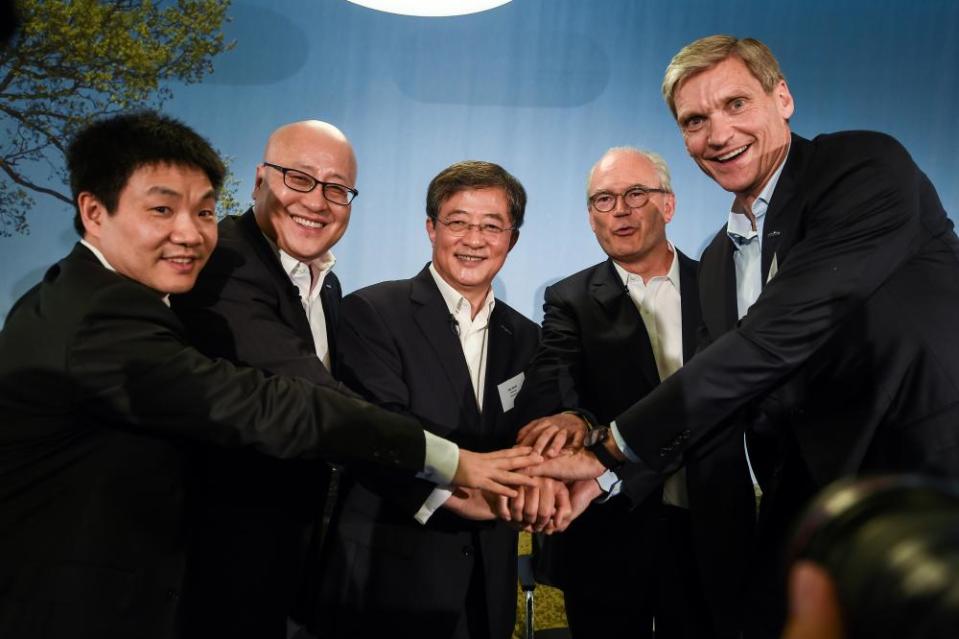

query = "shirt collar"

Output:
[[79, 239, 171, 307], [277, 248, 336, 281], [428, 262, 495, 319], [726, 141, 790, 243], [612, 242, 680, 289], [258, 228, 336, 280]]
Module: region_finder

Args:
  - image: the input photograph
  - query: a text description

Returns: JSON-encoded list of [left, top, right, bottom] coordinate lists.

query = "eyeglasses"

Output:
[[588, 186, 668, 212], [262, 162, 358, 205], [435, 218, 514, 238]]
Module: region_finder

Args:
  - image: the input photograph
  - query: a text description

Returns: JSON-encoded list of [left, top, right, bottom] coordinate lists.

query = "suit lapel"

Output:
[[677, 251, 701, 363], [481, 305, 515, 428], [761, 134, 809, 284], [700, 231, 739, 340], [591, 259, 661, 389], [321, 272, 342, 363], [236, 208, 316, 344], [410, 266, 480, 418]]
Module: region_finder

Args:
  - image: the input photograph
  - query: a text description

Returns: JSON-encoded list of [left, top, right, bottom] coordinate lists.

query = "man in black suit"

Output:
[[513, 147, 744, 639], [0, 112, 538, 639], [171, 120, 357, 639], [528, 35, 959, 638], [315, 161, 546, 639]]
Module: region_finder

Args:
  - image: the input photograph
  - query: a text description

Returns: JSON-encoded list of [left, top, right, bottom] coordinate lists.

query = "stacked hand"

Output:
[[447, 412, 617, 531]]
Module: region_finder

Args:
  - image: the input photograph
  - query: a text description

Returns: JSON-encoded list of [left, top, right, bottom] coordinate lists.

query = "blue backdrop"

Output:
[[2, 0, 957, 323]]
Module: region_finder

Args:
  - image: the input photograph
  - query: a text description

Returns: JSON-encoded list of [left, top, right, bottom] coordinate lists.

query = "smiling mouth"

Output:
[[292, 215, 327, 229], [164, 255, 200, 268], [715, 144, 750, 163], [456, 254, 485, 263]]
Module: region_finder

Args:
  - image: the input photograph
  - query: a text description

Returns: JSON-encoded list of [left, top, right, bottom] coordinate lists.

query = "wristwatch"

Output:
[[584, 426, 624, 470]]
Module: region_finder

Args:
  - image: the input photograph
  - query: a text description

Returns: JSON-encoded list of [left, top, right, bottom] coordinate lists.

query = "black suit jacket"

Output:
[[615, 131, 959, 534], [170, 209, 350, 638], [315, 266, 539, 639], [514, 253, 753, 636], [0, 244, 427, 639]]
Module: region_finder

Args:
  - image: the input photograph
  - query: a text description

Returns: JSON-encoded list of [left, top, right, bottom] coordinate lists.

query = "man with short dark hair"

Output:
[[171, 120, 359, 639], [0, 113, 536, 639], [529, 35, 959, 638], [316, 161, 545, 639]]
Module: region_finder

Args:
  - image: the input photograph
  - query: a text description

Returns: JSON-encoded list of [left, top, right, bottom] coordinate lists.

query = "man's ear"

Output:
[[776, 79, 795, 120], [662, 192, 676, 224], [76, 192, 108, 240], [252, 165, 265, 200], [508, 229, 520, 251], [426, 216, 437, 246]]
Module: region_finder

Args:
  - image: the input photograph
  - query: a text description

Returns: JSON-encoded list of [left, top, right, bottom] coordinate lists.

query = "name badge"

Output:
[[497, 372, 525, 413]]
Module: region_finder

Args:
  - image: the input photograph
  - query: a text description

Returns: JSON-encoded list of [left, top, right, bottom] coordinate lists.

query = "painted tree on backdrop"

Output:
[[0, 0, 240, 236]]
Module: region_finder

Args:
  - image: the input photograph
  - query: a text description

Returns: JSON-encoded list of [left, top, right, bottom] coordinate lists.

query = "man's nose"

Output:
[[707, 114, 734, 148], [171, 212, 203, 245]]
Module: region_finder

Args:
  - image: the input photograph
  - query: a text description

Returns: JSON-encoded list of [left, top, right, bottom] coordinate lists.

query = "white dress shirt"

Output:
[[276, 248, 336, 370], [612, 246, 688, 508], [414, 263, 495, 524]]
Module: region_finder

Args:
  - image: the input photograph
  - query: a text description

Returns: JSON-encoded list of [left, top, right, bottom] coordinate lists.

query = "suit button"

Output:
[[462, 545, 474, 558], [166, 589, 179, 601], [659, 447, 671, 457]]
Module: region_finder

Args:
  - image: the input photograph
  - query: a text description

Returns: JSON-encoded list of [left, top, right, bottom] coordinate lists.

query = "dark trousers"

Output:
[[563, 505, 715, 639]]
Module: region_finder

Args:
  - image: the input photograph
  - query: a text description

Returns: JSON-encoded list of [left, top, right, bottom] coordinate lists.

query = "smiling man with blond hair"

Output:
[[527, 35, 959, 638]]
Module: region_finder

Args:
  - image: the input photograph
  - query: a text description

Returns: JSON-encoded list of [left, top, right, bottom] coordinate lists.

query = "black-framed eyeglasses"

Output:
[[588, 186, 668, 212], [435, 218, 515, 238], [262, 162, 358, 205]]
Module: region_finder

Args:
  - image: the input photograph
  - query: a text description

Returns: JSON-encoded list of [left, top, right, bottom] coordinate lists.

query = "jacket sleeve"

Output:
[[69, 281, 425, 474]]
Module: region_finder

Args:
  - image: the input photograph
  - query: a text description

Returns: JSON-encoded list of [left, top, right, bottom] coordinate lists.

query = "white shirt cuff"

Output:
[[416, 431, 459, 486], [595, 469, 623, 503], [609, 420, 641, 463], [413, 487, 454, 525]]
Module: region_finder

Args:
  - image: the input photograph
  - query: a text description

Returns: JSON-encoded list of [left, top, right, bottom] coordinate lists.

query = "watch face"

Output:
[[585, 427, 608, 448]]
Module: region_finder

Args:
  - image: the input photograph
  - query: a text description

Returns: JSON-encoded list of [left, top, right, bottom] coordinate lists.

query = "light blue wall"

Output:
[[2, 0, 957, 323]]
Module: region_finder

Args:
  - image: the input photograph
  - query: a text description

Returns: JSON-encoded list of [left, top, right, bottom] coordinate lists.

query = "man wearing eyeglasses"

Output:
[[511, 147, 733, 639], [313, 161, 544, 639], [171, 120, 361, 639], [525, 35, 959, 639]]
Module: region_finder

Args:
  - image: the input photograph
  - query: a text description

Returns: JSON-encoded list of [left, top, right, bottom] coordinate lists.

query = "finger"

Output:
[[533, 482, 557, 531], [542, 517, 556, 535], [488, 446, 536, 459], [545, 430, 570, 458], [523, 483, 542, 526], [491, 452, 543, 472], [569, 429, 586, 450], [530, 425, 559, 455], [552, 484, 573, 532], [510, 486, 526, 522], [495, 494, 511, 522], [515, 419, 548, 444]]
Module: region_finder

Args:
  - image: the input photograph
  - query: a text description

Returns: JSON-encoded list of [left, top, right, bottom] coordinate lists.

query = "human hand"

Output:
[[568, 478, 603, 523], [515, 412, 588, 457], [523, 447, 606, 482], [444, 487, 497, 521], [453, 447, 542, 499], [499, 477, 572, 533]]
